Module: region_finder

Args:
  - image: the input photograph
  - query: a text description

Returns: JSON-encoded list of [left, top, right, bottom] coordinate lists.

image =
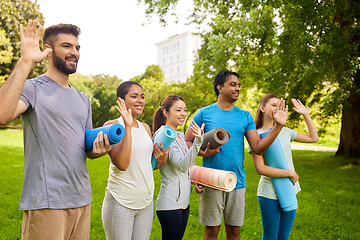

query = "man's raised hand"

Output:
[[19, 19, 52, 65]]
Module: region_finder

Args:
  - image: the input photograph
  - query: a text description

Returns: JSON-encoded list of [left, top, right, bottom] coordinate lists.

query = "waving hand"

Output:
[[20, 19, 52, 65]]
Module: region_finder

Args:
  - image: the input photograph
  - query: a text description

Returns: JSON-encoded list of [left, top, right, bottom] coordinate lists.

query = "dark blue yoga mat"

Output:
[[260, 130, 298, 212], [152, 126, 176, 169], [85, 123, 125, 152]]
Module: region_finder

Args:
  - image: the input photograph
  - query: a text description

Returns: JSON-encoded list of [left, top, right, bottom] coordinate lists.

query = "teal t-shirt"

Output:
[[255, 127, 300, 199], [192, 103, 256, 189]]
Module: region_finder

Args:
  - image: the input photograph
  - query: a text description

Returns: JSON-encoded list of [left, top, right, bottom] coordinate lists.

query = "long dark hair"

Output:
[[152, 95, 185, 133], [255, 94, 280, 129]]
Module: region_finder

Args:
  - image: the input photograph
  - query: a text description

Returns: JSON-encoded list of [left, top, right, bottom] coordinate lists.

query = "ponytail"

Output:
[[153, 107, 166, 133]]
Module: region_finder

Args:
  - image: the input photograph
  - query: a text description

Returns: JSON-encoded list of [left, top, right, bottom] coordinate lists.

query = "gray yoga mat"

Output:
[[200, 127, 231, 151]]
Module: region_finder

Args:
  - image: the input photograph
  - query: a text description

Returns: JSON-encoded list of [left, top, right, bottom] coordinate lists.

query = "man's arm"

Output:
[[85, 131, 113, 159], [0, 20, 52, 124]]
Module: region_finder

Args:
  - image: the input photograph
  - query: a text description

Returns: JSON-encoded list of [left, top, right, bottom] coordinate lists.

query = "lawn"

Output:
[[0, 128, 359, 239]]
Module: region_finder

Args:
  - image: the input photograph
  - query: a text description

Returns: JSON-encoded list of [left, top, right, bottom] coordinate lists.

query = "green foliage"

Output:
[[69, 72, 94, 96], [139, 0, 360, 157], [130, 64, 165, 83], [90, 74, 123, 128], [0, 28, 12, 64], [132, 64, 207, 133], [175, 80, 216, 131], [0, 27, 12, 85], [0, 0, 47, 79], [1, 129, 358, 239], [142, 64, 165, 82], [139, 78, 168, 128], [139, 77, 181, 131], [70, 73, 124, 128], [133, 63, 217, 131]]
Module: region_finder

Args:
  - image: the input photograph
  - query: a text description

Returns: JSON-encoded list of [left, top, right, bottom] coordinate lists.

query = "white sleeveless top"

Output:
[[106, 117, 154, 209]]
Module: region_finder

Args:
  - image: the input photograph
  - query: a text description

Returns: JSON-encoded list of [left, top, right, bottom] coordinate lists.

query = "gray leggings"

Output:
[[102, 190, 153, 240]]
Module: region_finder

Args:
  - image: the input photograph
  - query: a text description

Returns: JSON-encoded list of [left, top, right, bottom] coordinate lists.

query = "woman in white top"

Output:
[[250, 94, 319, 240], [102, 81, 168, 240], [152, 95, 204, 240]]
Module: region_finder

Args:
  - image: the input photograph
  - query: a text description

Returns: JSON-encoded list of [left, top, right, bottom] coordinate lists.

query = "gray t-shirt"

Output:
[[19, 75, 93, 210]]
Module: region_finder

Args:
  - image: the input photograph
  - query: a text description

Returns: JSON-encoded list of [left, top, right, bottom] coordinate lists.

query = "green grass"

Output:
[[1, 129, 359, 239]]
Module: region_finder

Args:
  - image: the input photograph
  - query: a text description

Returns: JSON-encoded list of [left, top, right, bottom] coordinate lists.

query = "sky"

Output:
[[37, 0, 201, 81]]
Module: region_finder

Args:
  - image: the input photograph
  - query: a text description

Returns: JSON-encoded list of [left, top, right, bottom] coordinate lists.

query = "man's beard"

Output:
[[52, 50, 77, 75]]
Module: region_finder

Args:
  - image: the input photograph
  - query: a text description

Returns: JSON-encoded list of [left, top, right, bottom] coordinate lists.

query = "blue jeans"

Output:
[[156, 207, 190, 240], [258, 196, 296, 240]]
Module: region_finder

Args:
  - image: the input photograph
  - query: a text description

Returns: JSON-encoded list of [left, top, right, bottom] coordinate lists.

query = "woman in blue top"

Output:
[[250, 94, 319, 240], [152, 95, 204, 240]]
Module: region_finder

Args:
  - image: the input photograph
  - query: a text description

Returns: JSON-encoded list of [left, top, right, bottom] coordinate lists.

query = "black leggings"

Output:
[[156, 206, 190, 240]]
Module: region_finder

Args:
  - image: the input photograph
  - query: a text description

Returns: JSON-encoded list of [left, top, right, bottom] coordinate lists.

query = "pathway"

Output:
[[291, 143, 337, 152]]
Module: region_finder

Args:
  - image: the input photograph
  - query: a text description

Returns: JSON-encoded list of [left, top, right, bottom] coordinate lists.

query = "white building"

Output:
[[155, 32, 202, 83]]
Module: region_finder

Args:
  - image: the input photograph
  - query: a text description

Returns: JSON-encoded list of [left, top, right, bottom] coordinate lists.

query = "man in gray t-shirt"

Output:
[[0, 20, 112, 239]]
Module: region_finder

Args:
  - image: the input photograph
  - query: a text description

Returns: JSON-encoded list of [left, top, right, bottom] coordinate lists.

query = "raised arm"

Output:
[[184, 124, 220, 158], [0, 20, 52, 124], [246, 98, 288, 155], [168, 121, 204, 172], [107, 98, 134, 171], [251, 152, 299, 185], [291, 99, 319, 143]]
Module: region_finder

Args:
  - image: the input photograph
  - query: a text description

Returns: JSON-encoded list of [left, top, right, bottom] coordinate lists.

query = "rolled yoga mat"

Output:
[[200, 127, 231, 151], [190, 165, 237, 192], [151, 126, 176, 169], [260, 130, 298, 212], [85, 123, 125, 152]]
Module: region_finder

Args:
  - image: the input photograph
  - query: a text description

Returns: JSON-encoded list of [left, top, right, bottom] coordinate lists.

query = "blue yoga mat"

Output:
[[151, 126, 176, 169], [85, 123, 125, 152], [260, 130, 298, 212]]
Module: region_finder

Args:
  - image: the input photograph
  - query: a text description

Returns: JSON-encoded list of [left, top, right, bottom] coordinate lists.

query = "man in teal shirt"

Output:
[[185, 70, 287, 240]]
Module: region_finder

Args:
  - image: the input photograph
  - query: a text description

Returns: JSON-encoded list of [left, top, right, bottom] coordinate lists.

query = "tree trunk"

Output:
[[336, 70, 360, 158]]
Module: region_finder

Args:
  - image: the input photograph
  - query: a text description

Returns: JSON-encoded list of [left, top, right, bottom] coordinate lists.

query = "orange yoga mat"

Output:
[[190, 165, 237, 192]]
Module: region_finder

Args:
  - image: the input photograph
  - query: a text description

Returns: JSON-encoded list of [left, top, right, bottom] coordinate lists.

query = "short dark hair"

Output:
[[116, 81, 143, 100], [214, 70, 239, 96], [43, 24, 81, 48]]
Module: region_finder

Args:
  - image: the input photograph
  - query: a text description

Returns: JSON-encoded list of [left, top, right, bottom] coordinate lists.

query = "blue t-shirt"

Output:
[[192, 103, 256, 189]]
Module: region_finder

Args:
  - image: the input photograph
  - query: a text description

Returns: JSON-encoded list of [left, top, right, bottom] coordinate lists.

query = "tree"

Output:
[[132, 64, 203, 133], [90, 74, 123, 128], [0, 28, 13, 85], [135, 65, 176, 130], [139, 0, 360, 158], [129, 64, 165, 83], [69, 72, 94, 98], [0, 0, 47, 80]]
